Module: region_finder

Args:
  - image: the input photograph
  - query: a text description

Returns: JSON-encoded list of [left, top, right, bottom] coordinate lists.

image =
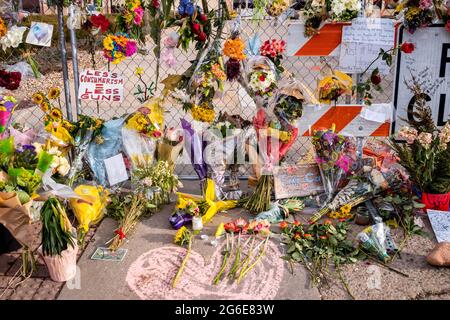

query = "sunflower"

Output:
[[48, 87, 61, 100], [174, 226, 189, 245], [39, 101, 50, 112], [49, 107, 63, 121], [103, 36, 114, 51], [340, 204, 352, 215], [62, 120, 74, 131], [32, 92, 45, 105]]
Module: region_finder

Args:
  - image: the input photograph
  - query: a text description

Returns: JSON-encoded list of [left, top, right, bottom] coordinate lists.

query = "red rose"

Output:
[[371, 74, 382, 86], [152, 0, 160, 9], [91, 14, 109, 33], [152, 130, 162, 138], [259, 74, 266, 82], [294, 233, 301, 239], [400, 42, 415, 54], [197, 32, 207, 42], [293, 220, 301, 226], [191, 22, 201, 35], [199, 14, 208, 22]]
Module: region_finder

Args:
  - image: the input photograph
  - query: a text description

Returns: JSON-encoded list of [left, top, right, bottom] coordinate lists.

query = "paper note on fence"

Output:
[[339, 18, 395, 74], [104, 154, 128, 186], [427, 210, 450, 243]]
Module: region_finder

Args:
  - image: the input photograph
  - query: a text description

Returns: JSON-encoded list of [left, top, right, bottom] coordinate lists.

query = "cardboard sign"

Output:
[[393, 25, 450, 133], [78, 69, 124, 102], [273, 164, 324, 199], [295, 104, 392, 137]]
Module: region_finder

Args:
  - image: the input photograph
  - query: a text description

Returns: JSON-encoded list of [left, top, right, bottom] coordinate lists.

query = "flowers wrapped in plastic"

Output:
[[244, 107, 298, 213], [273, 76, 305, 126], [244, 56, 278, 103], [312, 127, 352, 202], [156, 126, 184, 173], [317, 70, 352, 105], [69, 185, 109, 243], [87, 118, 126, 186], [0, 95, 16, 134], [122, 98, 164, 169]]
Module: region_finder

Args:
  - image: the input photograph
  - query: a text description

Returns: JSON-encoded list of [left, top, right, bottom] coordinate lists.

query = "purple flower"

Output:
[[4, 101, 14, 112]]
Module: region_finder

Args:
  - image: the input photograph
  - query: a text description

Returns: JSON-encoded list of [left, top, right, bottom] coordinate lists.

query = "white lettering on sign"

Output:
[[393, 25, 450, 132], [78, 69, 124, 102]]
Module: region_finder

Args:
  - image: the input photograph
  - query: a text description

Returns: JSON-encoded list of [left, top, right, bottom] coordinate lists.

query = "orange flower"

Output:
[[294, 233, 301, 239], [304, 233, 312, 238], [293, 220, 301, 226], [279, 221, 288, 229], [223, 38, 246, 61], [319, 235, 327, 240], [324, 220, 332, 225]]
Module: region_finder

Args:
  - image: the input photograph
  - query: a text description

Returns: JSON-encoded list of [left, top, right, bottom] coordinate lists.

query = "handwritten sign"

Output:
[[427, 210, 450, 242], [273, 164, 324, 199], [393, 25, 450, 132], [339, 18, 395, 74], [78, 69, 124, 102]]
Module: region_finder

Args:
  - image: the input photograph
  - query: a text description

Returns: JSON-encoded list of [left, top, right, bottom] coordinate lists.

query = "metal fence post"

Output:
[[69, 4, 81, 119], [57, 2, 73, 122]]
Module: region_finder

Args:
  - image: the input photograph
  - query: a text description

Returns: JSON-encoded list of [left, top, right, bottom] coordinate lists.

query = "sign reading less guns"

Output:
[[78, 69, 124, 102]]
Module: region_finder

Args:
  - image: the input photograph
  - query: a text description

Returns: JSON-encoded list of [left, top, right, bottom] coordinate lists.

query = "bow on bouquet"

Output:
[[244, 108, 298, 213]]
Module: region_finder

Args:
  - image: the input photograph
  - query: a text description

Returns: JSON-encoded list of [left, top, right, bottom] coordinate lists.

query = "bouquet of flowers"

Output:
[[122, 98, 164, 169], [329, 0, 361, 21], [317, 70, 353, 105], [244, 108, 298, 213], [223, 33, 246, 81], [103, 32, 138, 64], [181, 119, 208, 186], [0, 69, 21, 90], [389, 79, 450, 210], [312, 127, 351, 202], [116, 0, 145, 42], [156, 126, 184, 173], [0, 95, 16, 134], [259, 39, 286, 75], [245, 57, 278, 101], [266, 0, 290, 17], [273, 76, 305, 125], [176, 0, 212, 51], [395, 0, 434, 33], [81, 14, 110, 68], [213, 218, 271, 285]]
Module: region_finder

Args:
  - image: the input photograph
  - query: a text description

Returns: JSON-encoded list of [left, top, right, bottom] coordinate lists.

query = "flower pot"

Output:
[[41, 243, 78, 282], [422, 192, 450, 211]]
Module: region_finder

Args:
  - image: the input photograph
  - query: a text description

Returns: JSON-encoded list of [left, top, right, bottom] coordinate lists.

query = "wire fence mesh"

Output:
[[4, 1, 396, 177]]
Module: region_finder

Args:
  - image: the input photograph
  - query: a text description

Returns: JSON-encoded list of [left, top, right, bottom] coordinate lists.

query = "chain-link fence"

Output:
[[4, 1, 395, 177]]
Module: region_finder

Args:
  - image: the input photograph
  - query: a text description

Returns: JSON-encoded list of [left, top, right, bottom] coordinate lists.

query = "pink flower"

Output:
[[161, 48, 177, 68], [398, 126, 418, 144], [417, 132, 433, 149], [163, 32, 179, 48], [419, 0, 433, 10], [125, 40, 137, 57], [133, 7, 144, 25], [336, 155, 351, 173]]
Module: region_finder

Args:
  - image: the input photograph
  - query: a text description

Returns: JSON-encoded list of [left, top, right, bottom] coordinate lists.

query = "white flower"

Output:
[[56, 157, 70, 176], [0, 26, 27, 51]]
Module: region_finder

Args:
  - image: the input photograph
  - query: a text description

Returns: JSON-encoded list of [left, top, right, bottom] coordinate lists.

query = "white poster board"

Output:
[[78, 69, 124, 103], [393, 25, 450, 133], [427, 209, 450, 242], [339, 18, 395, 74]]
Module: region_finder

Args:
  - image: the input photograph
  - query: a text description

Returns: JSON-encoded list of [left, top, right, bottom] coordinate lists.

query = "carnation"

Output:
[[417, 132, 433, 149]]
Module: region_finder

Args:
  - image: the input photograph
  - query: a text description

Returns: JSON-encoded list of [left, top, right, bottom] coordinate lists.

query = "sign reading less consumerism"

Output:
[[78, 69, 124, 102], [394, 24, 450, 132]]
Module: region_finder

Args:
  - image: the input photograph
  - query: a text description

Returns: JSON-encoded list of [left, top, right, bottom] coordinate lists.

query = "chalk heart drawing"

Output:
[[126, 239, 285, 300]]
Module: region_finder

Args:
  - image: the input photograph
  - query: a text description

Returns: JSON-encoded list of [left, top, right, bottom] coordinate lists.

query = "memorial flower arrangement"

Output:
[[117, 0, 145, 42], [0, 17, 7, 38], [103, 33, 138, 64], [213, 218, 271, 285], [176, 0, 211, 51], [248, 67, 277, 99], [266, 0, 290, 17], [0, 95, 17, 134], [389, 79, 450, 209], [329, 0, 361, 21], [223, 35, 246, 81], [317, 70, 353, 105], [81, 14, 110, 68], [0, 69, 21, 91], [396, 0, 434, 33], [259, 39, 286, 74], [0, 25, 26, 51], [312, 127, 351, 201], [281, 219, 363, 290]]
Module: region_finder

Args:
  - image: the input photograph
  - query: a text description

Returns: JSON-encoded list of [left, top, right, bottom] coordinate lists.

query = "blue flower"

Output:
[[178, 5, 185, 15], [185, 3, 195, 16], [180, 0, 190, 5]]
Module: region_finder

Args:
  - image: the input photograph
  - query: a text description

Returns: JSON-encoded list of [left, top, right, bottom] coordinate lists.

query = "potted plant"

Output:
[[40, 197, 78, 282], [389, 79, 450, 211]]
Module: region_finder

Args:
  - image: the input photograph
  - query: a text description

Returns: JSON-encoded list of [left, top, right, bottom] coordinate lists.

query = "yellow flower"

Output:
[[223, 38, 247, 60], [39, 101, 50, 112], [112, 52, 125, 65], [174, 226, 188, 245], [94, 118, 103, 129], [32, 92, 44, 105], [340, 204, 352, 215], [103, 36, 114, 51], [191, 104, 215, 123], [135, 67, 144, 76], [211, 63, 226, 81], [0, 17, 7, 38], [48, 87, 61, 100], [49, 107, 63, 121], [62, 120, 74, 131]]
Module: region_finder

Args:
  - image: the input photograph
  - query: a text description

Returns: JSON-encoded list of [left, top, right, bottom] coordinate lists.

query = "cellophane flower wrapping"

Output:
[[87, 117, 125, 186], [312, 128, 351, 202], [181, 119, 208, 186], [243, 56, 278, 105], [122, 126, 157, 170]]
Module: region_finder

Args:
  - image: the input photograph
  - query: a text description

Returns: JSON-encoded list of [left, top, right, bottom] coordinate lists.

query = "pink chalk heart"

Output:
[[126, 239, 285, 300]]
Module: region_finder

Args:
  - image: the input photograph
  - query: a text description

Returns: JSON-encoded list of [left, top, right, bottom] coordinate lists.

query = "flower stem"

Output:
[[227, 233, 241, 279], [213, 233, 231, 285], [172, 234, 193, 288], [237, 236, 269, 284]]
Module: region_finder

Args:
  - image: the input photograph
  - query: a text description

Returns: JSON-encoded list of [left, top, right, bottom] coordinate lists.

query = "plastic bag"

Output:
[[273, 76, 305, 126], [122, 126, 156, 169], [4, 62, 36, 80], [87, 117, 125, 185], [69, 185, 109, 235], [356, 222, 394, 262]]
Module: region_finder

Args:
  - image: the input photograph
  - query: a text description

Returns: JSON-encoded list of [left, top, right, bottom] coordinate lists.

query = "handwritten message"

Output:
[[273, 164, 324, 199], [78, 69, 124, 102]]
